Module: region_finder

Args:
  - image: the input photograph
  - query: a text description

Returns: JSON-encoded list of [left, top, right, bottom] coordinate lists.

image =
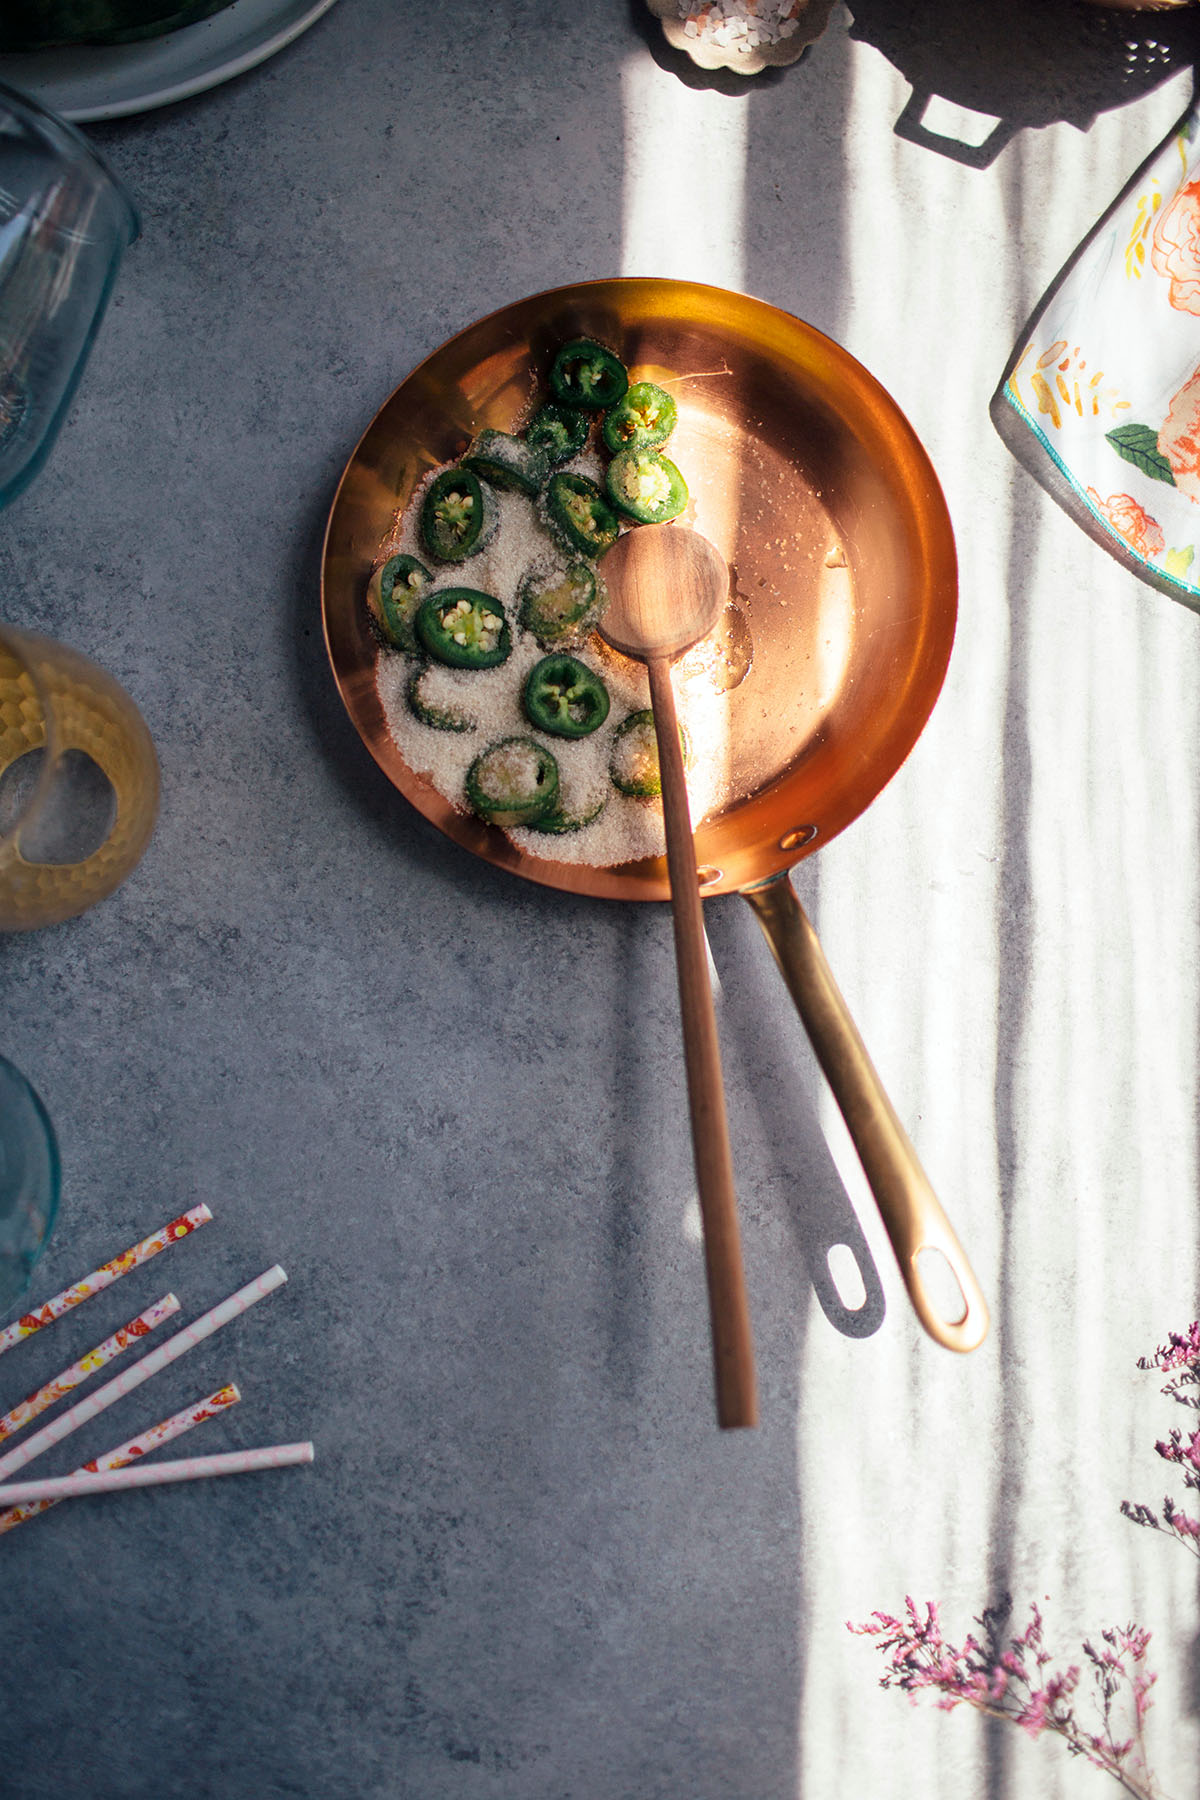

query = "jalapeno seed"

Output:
[[543, 471, 621, 557], [366, 553, 431, 652], [606, 448, 688, 525], [524, 401, 590, 467], [415, 589, 512, 670], [523, 654, 611, 739], [420, 467, 499, 563], [549, 338, 629, 412], [601, 382, 677, 456]]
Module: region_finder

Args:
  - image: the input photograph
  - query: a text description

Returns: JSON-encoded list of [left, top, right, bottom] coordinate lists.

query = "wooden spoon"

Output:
[[600, 525, 757, 1430]]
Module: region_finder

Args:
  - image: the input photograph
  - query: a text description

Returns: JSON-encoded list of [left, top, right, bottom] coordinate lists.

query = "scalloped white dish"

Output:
[[646, 0, 834, 76], [0, 0, 338, 122]]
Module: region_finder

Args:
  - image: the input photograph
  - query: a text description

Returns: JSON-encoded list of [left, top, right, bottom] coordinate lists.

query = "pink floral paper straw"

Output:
[[0, 1383, 242, 1535], [0, 1440, 314, 1505], [0, 1294, 180, 1444], [0, 1266, 286, 1482], [0, 1204, 212, 1356]]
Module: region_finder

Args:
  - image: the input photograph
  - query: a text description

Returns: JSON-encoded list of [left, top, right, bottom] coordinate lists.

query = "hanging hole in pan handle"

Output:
[[914, 1246, 968, 1328], [898, 1202, 988, 1353]]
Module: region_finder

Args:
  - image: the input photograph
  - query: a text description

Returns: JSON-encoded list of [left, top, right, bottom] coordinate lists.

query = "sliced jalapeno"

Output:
[[462, 429, 548, 498], [610, 708, 690, 799], [518, 562, 604, 648], [543, 471, 621, 558], [524, 402, 590, 468], [605, 448, 688, 525], [366, 553, 431, 652], [406, 662, 476, 733], [420, 467, 498, 563], [529, 788, 609, 835], [466, 737, 559, 827], [549, 338, 629, 411], [601, 382, 677, 456], [523, 654, 610, 740], [415, 589, 511, 669]]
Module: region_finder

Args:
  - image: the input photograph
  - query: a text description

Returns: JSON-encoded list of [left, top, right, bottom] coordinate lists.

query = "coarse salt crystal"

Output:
[[676, 0, 807, 46]]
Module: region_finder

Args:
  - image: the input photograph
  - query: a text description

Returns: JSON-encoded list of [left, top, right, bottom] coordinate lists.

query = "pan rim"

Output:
[[321, 277, 957, 903]]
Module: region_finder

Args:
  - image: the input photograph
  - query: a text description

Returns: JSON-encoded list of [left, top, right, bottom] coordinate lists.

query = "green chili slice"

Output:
[[466, 737, 559, 827], [549, 338, 629, 411], [518, 562, 603, 648], [605, 448, 688, 525], [463, 429, 548, 498], [601, 382, 677, 455], [529, 788, 609, 835], [406, 662, 476, 733], [419, 467, 498, 563], [523, 654, 610, 740], [366, 553, 431, 652], [415, 589, 511, 669], [543, 471, 620, 557], [524, 402, 590, 468], [610, 709, 690, 799]]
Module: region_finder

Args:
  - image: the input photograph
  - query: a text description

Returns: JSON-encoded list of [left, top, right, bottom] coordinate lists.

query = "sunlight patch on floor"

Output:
[[795, 35, 1200, 1799], [620, 56, 747, 287]]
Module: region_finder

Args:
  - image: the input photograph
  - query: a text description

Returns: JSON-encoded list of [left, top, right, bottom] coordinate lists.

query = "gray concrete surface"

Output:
[[1, 3, 1199, 1796]]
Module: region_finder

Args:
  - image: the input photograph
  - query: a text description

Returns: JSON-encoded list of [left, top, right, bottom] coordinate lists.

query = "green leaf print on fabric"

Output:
[[1106, 423, 1177, 485]]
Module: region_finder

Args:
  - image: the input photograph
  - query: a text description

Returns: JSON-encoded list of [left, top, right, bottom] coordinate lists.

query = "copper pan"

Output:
[[322, 278, 989, 1357]]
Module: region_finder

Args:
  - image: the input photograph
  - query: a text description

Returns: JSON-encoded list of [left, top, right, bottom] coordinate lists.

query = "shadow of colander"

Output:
[[847, 0, 1200, 168]]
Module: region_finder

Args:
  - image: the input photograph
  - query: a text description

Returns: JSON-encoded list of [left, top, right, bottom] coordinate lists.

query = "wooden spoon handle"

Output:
[[647, 654, 758, 1428]]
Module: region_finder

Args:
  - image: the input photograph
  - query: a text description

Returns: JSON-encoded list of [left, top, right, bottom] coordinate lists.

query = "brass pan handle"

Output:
[[741, 873, 989, 1354]]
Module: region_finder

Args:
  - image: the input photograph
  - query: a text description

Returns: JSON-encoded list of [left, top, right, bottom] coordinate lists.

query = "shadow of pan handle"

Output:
[[810, 1229, 887, 1341], [741, 872, 990, 1354]]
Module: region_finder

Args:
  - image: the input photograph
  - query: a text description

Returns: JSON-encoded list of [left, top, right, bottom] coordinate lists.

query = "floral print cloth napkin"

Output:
[[999, 103, 1200, 600]]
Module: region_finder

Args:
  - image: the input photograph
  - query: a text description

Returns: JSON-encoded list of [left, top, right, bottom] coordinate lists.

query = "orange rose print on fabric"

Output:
[[1086, 488, 1166, 558], [1151, 179, 1200, 314], [1158, 365, 1200, 502]]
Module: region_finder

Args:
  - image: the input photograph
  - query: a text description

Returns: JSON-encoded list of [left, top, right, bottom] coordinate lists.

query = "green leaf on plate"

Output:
[[1105, 423, 1176, 486], [1165, 545, 1195, 581]]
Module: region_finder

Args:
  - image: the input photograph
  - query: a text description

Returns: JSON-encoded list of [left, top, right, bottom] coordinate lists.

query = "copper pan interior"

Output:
[[321, 279, 957, 901]]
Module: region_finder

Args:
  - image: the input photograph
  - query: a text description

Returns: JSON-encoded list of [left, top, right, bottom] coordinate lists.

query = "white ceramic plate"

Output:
[[0, 0, 339, 122]]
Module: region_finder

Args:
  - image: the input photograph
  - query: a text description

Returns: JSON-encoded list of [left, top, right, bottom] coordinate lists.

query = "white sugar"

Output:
[[373, 443, 737, 870]]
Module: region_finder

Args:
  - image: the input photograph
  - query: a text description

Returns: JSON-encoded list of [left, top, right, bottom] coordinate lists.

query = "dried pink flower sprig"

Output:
[[1139, 1322, 1200, 1379], [1123, 1319, 1200, 1559], [847, 1597, 1160, 1799]]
